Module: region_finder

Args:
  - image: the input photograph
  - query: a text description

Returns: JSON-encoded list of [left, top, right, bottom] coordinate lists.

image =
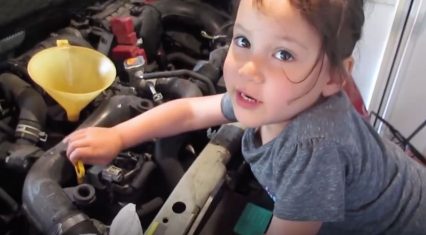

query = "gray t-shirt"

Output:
[[221, 92, 426, 235]]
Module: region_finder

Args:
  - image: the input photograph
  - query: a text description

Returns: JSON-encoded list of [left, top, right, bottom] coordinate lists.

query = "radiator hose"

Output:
[[22, 95, 150, 235]]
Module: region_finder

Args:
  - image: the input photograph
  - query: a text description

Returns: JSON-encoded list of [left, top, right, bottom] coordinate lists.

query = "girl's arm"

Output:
[[266, 216, 322, 235], [65, 94, 228, 165], [114, 93, 227, 148]]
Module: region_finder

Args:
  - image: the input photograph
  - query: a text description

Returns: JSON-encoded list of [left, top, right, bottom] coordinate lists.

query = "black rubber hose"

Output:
[[153, 77, 203, 99], [0, 73, 47, 144], [154, 135, 187, 192], [142, 69, 216, 95], [0, 121, 14, 136], [78, 95, 153, 129], [0, 187, 18, 213], [22, 142, 100, 235], [152, 0, 230, 35], [112, 160, 157, 196], [138, 77, 203, 191], [137, 76, 205, 193], [137, 76, 205, 192], [166, 52, 198, 67], [0, 61, 11, 72], [136, 1, 230, 61], [22, 95, 148, 235], [0, 30, 25, 56], [151, 76, 204, 192], [137, 197, 164, 218], [130, 160, 157, 190], [135, 4, 163, 61]]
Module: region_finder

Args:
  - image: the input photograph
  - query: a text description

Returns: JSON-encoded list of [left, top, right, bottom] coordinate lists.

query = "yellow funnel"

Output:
[[27, 40, 116, 121]]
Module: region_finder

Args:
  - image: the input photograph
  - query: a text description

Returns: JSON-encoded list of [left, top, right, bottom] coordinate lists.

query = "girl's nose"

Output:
[[237, 60, 264, 83]]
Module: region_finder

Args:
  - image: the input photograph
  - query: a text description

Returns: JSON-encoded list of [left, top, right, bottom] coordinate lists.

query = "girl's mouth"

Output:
[[240, 92, 258, 103], [235, 90, 262, 109]]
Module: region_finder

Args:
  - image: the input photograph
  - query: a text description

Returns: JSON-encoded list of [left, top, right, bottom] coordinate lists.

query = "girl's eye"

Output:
[[234, 36, 251, 48], [274, 50, 294, 61]]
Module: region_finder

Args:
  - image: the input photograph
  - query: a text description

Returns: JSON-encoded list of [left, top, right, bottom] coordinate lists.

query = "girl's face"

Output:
[[223, 0, 339, 132]]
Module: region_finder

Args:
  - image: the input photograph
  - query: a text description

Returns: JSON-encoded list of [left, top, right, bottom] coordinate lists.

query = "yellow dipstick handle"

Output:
[[74, 160, 85, 184], [56, 39, 70, 47], [145, 221, 159, 235]]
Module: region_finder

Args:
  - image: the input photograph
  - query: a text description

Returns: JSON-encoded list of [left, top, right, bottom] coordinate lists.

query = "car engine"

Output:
[[0, 0, 271, 234]]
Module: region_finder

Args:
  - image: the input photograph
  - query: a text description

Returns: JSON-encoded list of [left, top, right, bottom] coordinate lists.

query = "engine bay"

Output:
[[0, 0, 275, 234]]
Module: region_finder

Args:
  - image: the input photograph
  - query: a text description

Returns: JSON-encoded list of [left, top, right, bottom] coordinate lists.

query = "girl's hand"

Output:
[[64, 127, 123, 165]]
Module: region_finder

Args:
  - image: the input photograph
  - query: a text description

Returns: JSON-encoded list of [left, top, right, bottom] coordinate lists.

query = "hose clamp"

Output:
[[15, 124, 48, 142], [50, 213, 90, 235]]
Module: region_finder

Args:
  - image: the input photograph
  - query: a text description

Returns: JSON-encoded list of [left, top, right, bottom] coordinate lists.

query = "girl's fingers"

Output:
[[66, 138, 92, 161], [68, 146, 92, 165], [69, 147, 110, 166], [63, 129, 88, 143], [64, 127, 113, 165]]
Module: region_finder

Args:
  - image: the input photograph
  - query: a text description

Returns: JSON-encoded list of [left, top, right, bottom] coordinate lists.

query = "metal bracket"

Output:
[[144, 123, 244, 235]]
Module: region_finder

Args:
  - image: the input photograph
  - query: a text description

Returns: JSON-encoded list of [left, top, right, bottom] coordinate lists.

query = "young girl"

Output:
[[65, 0, 426, 234]]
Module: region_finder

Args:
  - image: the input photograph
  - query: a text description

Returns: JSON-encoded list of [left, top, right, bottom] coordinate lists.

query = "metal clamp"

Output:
[[200, 31, 227, 41], [15, 124, 48, 142]]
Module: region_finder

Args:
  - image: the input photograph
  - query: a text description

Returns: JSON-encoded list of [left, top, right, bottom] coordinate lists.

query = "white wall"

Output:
[[352, 0, 401, 110], [354, 0, 426, 155], [378, 0, 426, 155]]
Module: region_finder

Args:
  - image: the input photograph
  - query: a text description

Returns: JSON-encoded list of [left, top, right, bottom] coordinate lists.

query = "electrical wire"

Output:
[[371, 112, 426, 165]]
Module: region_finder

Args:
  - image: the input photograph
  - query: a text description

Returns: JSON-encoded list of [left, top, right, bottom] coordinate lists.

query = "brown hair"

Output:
[[253, 0, 365, 78]]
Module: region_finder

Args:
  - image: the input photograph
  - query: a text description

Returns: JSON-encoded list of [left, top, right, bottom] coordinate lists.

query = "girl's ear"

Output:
[[321, 78, 341, 97], [321, 56, 354, 97], [343, 56, 354, 74]]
